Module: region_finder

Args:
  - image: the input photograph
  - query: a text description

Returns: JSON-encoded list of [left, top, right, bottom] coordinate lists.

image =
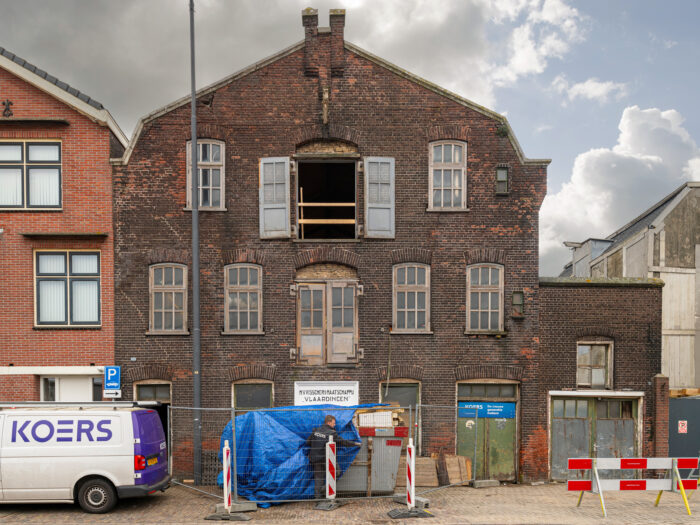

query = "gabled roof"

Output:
[[117, 39, 551, 166], [0, 46, 127, 148]]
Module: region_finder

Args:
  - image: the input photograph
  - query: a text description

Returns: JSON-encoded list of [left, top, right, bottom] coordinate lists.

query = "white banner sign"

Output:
[[294, 381, 359, 406]]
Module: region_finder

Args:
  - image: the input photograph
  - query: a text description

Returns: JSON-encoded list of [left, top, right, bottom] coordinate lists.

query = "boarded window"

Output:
[[233, 383, 272, 409]]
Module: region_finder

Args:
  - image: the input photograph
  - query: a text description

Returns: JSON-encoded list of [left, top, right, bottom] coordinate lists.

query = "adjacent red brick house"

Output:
[[0, 46, 126, 401], [111, 9, 666, 481]]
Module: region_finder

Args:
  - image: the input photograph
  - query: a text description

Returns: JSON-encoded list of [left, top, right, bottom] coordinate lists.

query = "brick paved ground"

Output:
[[0, 483, 697, 524]]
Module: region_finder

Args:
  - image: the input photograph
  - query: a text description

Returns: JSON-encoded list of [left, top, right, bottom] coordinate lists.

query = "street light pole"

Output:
[[189, 0, 202, 485]]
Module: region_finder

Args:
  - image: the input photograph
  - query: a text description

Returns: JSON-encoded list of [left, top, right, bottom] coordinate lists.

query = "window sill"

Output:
[[183, 207, 228, 212], [292, 238, 361, 243], [1, 207, 63, 212], [426, 207, 470, 213], [145, 330, 190, 336], [511, 314, 525, 320], [326, 363, 360, 368], [464, 330, 507, 337], [391, 330, 433, 335], [34, 325, 101, 330], [496, 192, 510, 196], [221, 330, 265, 336]]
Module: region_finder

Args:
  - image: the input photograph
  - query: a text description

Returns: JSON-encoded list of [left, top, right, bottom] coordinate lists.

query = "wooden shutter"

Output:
[[364, 157, 395, 238], [259, 157, 290, 239], [327, 282, 357, 363], [297, 284, 325, 365]]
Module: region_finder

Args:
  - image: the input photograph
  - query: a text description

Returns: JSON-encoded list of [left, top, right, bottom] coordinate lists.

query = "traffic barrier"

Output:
[[406, 437, 416, 510], [222, 440, 231, 512], [326, 435, 336, 499], [568, 457, 698, 517]]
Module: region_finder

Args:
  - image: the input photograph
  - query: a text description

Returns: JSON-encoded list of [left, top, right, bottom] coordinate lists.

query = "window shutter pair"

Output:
[[258, 156, 395, 239]]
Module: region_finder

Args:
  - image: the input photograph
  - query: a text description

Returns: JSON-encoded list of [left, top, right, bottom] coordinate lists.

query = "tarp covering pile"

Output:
[[217, 404, 384, 504]]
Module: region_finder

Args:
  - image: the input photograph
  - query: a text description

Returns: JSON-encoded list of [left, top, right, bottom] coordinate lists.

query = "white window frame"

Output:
[[186, 140, 226, 210], [0, 140, 62, 210], [392, 263, 431, 333], [223, 263, 263, 334], [576, 340, 614, 389], [466, 263, 504, 333], [34, 249, 101, 327], [133, 380, 172, 403], [428, 140, 467, 210], [231, 379, 274, 410], [148, 263, 188, 334]]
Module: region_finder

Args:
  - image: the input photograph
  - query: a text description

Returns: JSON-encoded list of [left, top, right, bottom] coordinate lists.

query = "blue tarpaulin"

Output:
[[217, 404, 385, 505]]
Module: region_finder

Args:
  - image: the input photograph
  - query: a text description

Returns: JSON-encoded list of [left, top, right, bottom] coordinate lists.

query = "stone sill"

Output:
[[145, 330, 190, 336], [464, 330, 508, 338], [221, 330, 265, 336]]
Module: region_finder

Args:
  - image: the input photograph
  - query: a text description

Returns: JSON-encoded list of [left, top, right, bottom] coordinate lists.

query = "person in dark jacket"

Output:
[[306, 415, 361, 498]]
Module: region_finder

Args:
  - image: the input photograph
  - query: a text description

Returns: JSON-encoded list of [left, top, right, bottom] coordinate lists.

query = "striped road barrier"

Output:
[[406, 437, 416, 510], [326, 435, 336, 500], [222, 439, 231, 513], [568, 457, 698, 517]]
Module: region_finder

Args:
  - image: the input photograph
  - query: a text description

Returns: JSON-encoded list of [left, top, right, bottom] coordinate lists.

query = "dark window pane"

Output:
[[486, 385, 500, 397], [43, 377, 56, 401], [92, 377, 103, 401], [553, 399, 564, 418], [381, 384, 418, 409], [457, 384, 471, 398], [137, 385, 156, 401], [596, 400, 607, 419], [235, 384, 271, 409], [471, 385, 485, 396], [564, 399, 576, 418], [609, 400, 620, 418], [577, 400, 588, 418], [500, 385, 515, 397]]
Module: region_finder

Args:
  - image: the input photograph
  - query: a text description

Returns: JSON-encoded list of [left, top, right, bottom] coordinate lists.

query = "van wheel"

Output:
[[77, 478, 117, 513]]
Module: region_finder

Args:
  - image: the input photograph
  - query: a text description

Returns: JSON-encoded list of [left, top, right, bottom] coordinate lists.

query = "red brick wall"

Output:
[[0, 67, 116, 381], [0, 374, 40, 401]]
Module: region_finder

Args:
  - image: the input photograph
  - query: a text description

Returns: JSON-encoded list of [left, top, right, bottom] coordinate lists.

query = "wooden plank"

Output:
[[298, 202, 355, 207], [395, 457, 439, 488], [298, 218, 356, 224]]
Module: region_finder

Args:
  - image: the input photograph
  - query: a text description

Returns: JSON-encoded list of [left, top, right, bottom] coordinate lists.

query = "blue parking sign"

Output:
[[104, 366, 121, 390]]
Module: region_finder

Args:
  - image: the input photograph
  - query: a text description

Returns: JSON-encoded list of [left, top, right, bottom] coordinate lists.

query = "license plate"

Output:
[[147, 457, 158, 466]]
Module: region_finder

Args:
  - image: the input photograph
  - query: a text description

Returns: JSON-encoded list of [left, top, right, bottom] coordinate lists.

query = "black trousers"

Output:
[[312, 460, 326, 498]]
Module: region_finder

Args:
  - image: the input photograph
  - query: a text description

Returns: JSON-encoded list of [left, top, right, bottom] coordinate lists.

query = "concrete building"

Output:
[[0, 46, 126, 401]]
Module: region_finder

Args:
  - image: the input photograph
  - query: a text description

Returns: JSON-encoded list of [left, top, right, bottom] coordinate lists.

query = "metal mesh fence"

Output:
[[168, 405, 415, 503], [413, 404, 477, 495]]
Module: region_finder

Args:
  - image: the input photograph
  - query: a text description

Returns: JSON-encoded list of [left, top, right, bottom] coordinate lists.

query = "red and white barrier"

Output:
[[406, 437, 416, 510], [568, 457, 697, 517], [223, 439, 231, 513], [326, 435, 336, 499]]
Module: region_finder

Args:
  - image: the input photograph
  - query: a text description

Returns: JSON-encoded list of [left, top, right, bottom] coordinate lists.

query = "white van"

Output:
[[0, 404, 170, 513]]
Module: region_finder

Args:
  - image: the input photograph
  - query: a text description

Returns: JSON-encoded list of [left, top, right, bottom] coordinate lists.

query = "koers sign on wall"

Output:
[[294, 381, 359, 406]]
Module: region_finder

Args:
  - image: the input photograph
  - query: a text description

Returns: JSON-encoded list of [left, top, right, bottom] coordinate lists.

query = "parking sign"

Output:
[[104, 366, 121, 390]]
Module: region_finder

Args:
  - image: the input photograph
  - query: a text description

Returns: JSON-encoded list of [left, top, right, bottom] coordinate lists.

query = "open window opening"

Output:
[[297, 162, 356, 239]]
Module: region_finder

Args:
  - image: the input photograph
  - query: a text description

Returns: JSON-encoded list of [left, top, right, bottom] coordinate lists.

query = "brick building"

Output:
[[112, 9, 665, 481], [0, 46, 126, 401]]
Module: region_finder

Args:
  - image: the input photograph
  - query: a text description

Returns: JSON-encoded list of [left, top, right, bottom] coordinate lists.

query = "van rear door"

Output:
[[132, 410, 168, 487], [0, 414, 4, 500]]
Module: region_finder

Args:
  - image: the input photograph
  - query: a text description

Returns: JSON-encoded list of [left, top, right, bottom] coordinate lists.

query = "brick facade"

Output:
[[0, 59, 123, 400]]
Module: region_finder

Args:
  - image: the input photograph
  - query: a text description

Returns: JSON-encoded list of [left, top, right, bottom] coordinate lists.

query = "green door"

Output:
[[457, 383, 518, 481]]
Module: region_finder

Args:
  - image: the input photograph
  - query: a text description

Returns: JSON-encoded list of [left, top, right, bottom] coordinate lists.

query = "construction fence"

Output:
[[167, 404, 477, 503]]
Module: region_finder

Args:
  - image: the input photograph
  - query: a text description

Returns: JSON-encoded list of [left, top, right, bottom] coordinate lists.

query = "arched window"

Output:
[[393, 263, 430, 332], [149, 263, 187, 333], [429, 140, 467, 210], [466, 264, 503, 332], [224, 264, 263, 333]]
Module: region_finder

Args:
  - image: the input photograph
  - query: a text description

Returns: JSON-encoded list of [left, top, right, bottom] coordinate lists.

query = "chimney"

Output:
[[302, 7, 319, 77], [329, 9, 345, 77]]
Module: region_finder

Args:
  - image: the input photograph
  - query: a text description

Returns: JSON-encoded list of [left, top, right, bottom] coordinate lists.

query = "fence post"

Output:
[[223, 439, 231, 513], [231, 408, 238, 503], [167, 404, 172, 477], [406, 437, 416, 510], [326, 435, 336, 499]]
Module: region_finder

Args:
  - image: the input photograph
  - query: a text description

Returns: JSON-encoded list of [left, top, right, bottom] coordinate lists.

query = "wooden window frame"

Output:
[[148, 263, 188, 335], [466, 264, 504, 333], [34, 249, 101, 327], [231, 379, 274, 410], [428, 140, 467, 211], [223, 263, 264, 334], [576, 340, 614, 389], [0, 140, 62, 210], [496, 166, 509, 194], [392, 263, 431, 333], [186, 140, 226, 211], [133, 380, 172, 403]]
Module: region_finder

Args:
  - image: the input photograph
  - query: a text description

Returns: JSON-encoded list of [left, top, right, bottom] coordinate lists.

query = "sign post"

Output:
[[103, 366, 121, 399]]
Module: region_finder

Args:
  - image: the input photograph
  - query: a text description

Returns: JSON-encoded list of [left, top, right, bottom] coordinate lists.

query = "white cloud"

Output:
[[540, 106, 700, 275], [552, 75, 628, 104]]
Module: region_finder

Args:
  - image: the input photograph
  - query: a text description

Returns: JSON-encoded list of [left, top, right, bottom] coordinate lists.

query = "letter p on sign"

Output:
[[104, 366, 121, 390]]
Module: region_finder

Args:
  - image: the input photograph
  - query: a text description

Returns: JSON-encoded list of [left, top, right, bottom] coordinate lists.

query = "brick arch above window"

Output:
[[292, 123, 361, 148], [454, 364, 523, 382], [293, 246, 360, 270], [226, 364, 276, 382], [377, 365, 424, 382], [574, 329, 615, 340], [390, 248, 432, 265], [427, 124, 470, 143], [126, 364, 173, 383], [146, 249, 190, 265], [222, 248, 266, 266], [464, 248, 506, 265]]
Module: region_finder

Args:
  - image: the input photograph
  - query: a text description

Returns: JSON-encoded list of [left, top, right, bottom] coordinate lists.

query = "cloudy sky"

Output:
[[1, 0, 698, 275]]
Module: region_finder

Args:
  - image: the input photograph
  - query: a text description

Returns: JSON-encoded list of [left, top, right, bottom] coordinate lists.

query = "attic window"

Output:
[[297, 162, 356, 239]]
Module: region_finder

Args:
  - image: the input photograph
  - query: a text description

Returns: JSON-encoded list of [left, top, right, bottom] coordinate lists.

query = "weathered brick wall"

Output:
[[0, 67, 116, 383], [114, 17, 547, 479], [539, 281, 665, 472]]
